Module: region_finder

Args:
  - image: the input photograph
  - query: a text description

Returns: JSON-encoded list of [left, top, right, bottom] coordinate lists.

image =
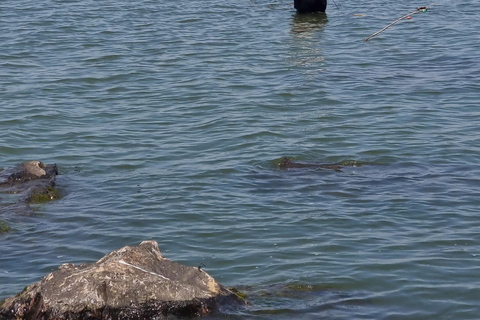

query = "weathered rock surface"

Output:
[[0, 161, 59, 215], [0, 241, 245, 319]]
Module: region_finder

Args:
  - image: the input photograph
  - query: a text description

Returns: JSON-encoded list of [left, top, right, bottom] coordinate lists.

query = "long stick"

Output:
[[365, 4, 434, 42], [332, 0, 340, 10]]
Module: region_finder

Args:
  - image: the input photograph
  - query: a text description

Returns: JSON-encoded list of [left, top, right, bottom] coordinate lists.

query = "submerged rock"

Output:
[[0, 241, 246, 319], [278, 157, 343, 171], [0, 161, 59, 214], [0, 161, 56, 185]]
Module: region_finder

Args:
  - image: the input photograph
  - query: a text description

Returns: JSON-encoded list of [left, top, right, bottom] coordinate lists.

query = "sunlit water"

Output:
[[1, 0, 479, 319]]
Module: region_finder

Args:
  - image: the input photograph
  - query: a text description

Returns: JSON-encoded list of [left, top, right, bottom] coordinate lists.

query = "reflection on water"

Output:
[[289, 13, 328, 72], [291, 12, 328, 36]]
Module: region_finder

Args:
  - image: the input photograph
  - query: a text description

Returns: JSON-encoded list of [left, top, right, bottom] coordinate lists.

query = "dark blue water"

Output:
[[1, 1, 479, 319]]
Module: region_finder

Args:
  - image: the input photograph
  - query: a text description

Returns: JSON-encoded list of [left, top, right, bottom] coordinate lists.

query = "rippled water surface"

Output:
[[1, 0, 479, 319]]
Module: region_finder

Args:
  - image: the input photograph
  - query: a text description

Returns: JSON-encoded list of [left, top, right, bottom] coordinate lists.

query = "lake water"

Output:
[[1, 0, 479, 319]]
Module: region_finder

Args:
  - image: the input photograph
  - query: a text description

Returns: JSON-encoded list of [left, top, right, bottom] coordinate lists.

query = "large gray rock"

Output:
[[0, 241, 245, 319]]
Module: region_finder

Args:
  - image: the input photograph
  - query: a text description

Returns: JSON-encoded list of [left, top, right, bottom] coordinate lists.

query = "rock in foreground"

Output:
[[0, 241, 245, 319]]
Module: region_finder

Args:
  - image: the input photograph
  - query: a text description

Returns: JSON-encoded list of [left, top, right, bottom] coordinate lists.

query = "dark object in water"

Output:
[[0, 161, 59, 214], [294, 0, 327, 13], [0, 161, 57, 186], [278, 157, 342, 171]]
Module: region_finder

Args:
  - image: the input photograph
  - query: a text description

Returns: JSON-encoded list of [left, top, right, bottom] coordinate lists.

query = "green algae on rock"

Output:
[[0, 220, 11, 233], [229, 287, 248, 300], [27, 186, 62, 204]]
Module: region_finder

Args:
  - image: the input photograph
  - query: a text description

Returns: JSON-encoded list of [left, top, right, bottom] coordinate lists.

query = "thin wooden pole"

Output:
[[365, 4, 434, 42], [332, 0, 340, 10]]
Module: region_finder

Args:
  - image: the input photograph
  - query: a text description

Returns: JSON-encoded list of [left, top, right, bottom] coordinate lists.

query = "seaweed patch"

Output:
[[0, 220, 11, 233], [27, 186, 62, 204]]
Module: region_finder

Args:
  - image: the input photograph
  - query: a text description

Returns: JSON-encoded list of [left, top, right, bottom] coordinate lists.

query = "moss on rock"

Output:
[[27, 186, 62, 204], [0, 220, 11, 233], [229, 287, 248, 300]]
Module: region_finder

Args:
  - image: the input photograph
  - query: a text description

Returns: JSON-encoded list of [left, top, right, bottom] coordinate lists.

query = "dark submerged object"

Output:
[[294, 0, 327, 13], [0, 241, 245, 320], [0, 161, 59, 214], [0, 161, 57, 186], [278, 157, 343, 171]]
